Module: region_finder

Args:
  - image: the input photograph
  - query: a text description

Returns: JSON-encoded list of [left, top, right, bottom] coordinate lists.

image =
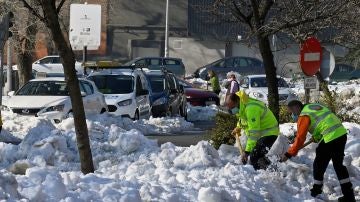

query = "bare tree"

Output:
[[19, 0, 94, 174], [209, 0, 359, 119]]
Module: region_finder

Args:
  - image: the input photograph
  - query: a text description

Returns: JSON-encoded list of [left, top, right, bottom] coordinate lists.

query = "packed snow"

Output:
[[0, 79, 359, 201], [187, 104, 220, 121]]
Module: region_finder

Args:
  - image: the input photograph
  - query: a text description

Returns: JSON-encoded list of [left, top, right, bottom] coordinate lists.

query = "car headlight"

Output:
[[153, 97, 167, 106], [44, 104, 65, 112], [1, 105, 10, 111], [252, 92, 265, 98], [118, 99, 132, 106]]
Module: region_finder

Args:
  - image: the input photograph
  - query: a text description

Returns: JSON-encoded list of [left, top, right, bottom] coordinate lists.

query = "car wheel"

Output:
[[134, 110, 140, 120], [100, 108, 107, 114]]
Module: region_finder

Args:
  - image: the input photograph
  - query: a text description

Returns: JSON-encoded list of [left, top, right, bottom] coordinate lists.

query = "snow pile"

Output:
[[174, 141, 221, 169], [0, 111, 359, 201], [136, 116, 194, 134], [187, 104, 219, 121]]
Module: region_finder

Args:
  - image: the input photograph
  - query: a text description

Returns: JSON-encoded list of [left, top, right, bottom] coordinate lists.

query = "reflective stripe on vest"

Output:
[[301, 110, 332, 133], [322, 123, 343, 136], [247, 125, 278, 141]]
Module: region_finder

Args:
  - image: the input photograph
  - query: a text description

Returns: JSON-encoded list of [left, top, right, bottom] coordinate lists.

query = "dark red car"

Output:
[[177, 79, 220, 106]]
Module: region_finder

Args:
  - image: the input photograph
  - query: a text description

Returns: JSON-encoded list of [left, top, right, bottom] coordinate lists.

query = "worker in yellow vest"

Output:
[[226, 91, 279, 170], [281, 100, 355, 202]]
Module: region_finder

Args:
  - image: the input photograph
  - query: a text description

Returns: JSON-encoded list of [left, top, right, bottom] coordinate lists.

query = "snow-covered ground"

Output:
[[0, 79, 359, 201], [0, 112, 359, 201]]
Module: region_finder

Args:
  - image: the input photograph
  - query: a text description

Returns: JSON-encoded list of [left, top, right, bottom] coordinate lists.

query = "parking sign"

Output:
[[69, 4, 101, 50]]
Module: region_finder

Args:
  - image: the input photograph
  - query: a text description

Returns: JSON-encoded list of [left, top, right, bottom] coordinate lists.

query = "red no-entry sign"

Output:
[[300, 37, 322, 76]]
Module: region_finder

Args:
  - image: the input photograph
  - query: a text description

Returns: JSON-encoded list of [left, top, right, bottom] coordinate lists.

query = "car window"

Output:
[[39, 57, 53, 64], [52, 57, 61, 63], [234, 58, 248, 68], [164, 59, 180, 65], [149, 75, 166, 93], [16, 81, 69, 96], [248, 58, 262, 67], [250, 77, 288, 87], [88, 75, 134, 94], [213, 59, 225, 68], [225, 58, 234, 67], [337, 65, 354, 72], [135, 59, 147, 65], [81, 81, 94, 95], [149, 58, 161, 65]]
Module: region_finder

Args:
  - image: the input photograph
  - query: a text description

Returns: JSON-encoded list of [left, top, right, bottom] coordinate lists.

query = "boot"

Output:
[[310, 184, 323, 197], [339, 183, 356, 202]]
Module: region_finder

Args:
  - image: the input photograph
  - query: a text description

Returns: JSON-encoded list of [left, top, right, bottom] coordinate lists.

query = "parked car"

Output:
[[240, 75, 298, 104], [193, 56, 264, 80], [87, 68, 151, 120], [145, 70, 187, 118], [1, 77, 107, 123], [330, 64, 360, 81], [125, 57, 186, 78], [12, 55, 83, 76], [178, 79, 220, 106]]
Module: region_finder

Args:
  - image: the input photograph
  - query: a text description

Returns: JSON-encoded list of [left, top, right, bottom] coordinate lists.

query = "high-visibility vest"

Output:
[[300, 103, 347, 143], [236, 94, 279, 152]]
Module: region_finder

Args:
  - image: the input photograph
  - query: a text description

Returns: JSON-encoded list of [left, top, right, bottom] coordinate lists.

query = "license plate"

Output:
[[205, 101, 216, 106]]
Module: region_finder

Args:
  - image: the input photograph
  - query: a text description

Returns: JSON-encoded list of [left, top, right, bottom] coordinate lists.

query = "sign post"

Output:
[[69, 3, 101, 75], [300, 37, 322, 103]]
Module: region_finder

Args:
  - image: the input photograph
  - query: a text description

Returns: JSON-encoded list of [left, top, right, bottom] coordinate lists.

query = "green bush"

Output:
[[279, 105, 292, 123], [209, 112, 237, 149]]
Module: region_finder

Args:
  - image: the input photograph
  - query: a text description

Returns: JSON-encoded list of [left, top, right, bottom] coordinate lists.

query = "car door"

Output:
[[135, 76, 149, 118], [167, 74, 180, 115], [81, 81, 101, 114]]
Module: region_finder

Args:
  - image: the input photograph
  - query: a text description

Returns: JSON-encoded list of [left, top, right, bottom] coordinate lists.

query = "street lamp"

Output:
[[164, 0, 169, 57]]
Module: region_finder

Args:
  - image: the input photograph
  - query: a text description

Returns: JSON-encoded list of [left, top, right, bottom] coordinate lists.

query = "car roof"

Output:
[[247, 74, 282, 79], [133, 57, 182, 61], [144, 70, 165, 76], [87, 69, 141, 77], [30, 77, 88, 82]]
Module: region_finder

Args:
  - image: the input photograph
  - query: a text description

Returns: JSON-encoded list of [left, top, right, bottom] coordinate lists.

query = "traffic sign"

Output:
[[319, 47, 335, 79], [69, 4, 101, 50], [304, 77, 318, 89], [300, 37, 322, 76]]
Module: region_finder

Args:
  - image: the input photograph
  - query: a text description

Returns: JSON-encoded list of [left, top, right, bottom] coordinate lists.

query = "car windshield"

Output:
[[16, 81, 69, 96], [148, 75, 166, 93], [250, 77, 289, 88], [88, 75, 134, 94]]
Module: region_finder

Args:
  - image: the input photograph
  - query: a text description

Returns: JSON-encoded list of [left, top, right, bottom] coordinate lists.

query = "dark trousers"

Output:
[[250, 135, 277, 170], [313, 134, 354, 198]]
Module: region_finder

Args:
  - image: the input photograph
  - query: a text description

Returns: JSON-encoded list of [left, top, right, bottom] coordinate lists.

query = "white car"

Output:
[[240, 74, 298, 104], [87, 68, 151, 120], [2, 78, 108, 123], [13, 55, 83, 76]]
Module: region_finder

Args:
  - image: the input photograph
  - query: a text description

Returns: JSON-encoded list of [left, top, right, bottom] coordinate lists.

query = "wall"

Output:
[[169, 37, 225, 75]]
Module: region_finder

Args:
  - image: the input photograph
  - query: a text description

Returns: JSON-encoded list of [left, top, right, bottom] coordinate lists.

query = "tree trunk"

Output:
[[40, 0, 94, 174], [16, 52, 33, 87], [257, 36, 280, 120]]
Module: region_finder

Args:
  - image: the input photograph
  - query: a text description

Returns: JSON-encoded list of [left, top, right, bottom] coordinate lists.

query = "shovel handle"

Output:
[[235, 133, 245, 156], [299, 139, 313, 150]]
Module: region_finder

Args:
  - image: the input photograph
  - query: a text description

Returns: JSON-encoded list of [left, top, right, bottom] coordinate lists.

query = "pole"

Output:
[[0, 51, 3, 106], [305, 88, 310, 104], [6, 39, 12, 93], [164, 0, 169, 57], [83, 45, 87, 75]]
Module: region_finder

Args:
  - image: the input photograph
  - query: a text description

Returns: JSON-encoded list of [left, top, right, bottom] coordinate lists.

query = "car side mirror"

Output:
[[8, 91, 15, 96], [81, 91, 87, 97]]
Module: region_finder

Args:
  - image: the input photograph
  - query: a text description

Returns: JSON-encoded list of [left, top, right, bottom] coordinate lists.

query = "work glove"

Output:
[[241, 153, 249, 165], [231, 127, 241, 137]]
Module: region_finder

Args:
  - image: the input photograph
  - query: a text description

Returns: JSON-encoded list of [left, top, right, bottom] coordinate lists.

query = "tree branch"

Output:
[[231, 1, 253, 29], [259, 0, 273, 21], [56, 0, 66, 14], [19, 0, 46, 22]]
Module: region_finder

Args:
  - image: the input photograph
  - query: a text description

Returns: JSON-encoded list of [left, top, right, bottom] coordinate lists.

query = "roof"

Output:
[[87, 69, 139, 77], [247, 74, 282, 78]]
